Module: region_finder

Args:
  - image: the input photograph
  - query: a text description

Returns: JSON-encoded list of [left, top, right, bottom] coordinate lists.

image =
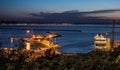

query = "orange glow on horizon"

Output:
[[85, 11, 120, 20]]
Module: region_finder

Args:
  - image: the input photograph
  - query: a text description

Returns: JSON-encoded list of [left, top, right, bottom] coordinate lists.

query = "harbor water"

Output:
[[0, 24, 120, 53]]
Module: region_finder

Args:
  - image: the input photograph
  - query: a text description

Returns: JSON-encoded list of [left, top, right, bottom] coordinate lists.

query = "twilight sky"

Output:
[[0, 0, 120, 23]]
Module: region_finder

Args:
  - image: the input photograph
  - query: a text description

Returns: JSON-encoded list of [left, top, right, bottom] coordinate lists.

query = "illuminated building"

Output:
[[10, 32, 61, 54]]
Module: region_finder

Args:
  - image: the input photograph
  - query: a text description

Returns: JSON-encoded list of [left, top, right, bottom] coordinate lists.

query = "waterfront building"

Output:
[[10, 32, 61, 54]]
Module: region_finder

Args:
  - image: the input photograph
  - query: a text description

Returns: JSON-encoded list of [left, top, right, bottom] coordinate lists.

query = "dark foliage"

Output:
[[0, 48, 120, 70]]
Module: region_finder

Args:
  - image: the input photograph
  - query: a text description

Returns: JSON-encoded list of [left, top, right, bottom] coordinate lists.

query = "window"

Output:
[[95, 44, 106, 46]]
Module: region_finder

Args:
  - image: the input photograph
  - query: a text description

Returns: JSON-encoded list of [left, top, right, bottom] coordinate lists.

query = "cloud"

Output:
[[28, 9, 120, 23], [88, 9, 120, 13], [85, 9, 120, 20]]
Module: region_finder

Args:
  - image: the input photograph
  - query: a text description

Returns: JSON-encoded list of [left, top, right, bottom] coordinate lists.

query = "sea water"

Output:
[[0, 24, 120, 53]]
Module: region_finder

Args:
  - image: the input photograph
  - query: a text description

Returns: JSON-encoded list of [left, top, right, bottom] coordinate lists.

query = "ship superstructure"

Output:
[[94, 34, 111, 51]]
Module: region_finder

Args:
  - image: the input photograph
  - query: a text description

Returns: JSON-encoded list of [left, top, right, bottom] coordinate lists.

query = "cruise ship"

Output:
[[94, 34, 111, 51]]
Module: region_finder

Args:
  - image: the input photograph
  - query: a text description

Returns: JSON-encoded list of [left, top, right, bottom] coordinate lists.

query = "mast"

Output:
[[111, 20, 115, 49], [106, 23, 108, 40]]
